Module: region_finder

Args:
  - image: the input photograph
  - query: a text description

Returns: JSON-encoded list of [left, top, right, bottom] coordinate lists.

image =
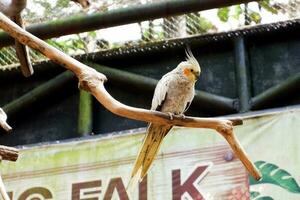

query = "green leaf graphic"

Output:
[[256, 197, 274, 200], [251, 191, 260, 199], [250, 161, 300, 193], [250, 191, 274, 200]]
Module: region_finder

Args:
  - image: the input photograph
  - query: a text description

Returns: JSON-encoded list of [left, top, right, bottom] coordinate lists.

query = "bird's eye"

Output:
[[190, 69, 194, 72]]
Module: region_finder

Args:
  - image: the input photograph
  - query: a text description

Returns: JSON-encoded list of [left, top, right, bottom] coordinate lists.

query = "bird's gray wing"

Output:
[[151, 73, 171, 111], [183, 86, 195, 113], [183, 101, 191, 113]]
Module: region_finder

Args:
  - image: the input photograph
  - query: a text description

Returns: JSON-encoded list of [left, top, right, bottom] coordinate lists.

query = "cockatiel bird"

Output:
[[130, 48, 201, 184], [0, 0, 33, 77]]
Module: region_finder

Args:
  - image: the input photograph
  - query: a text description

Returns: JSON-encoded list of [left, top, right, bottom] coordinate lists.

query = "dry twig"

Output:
[[0, 140, 19, 200], [0, 145, 19, 162], [0, 108, 12, 133], [0, 174, 9, 200], [0, 12, 261, 180], [0, 145, 18, 200]]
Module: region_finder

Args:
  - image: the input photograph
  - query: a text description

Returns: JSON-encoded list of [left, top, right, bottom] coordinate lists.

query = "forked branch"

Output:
[[0, 12, 261, 180]]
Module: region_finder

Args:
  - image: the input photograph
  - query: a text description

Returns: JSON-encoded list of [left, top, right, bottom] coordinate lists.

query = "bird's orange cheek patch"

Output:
[[183, 68, 190, 76]]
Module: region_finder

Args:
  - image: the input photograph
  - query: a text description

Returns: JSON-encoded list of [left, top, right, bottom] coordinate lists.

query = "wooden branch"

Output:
[[0, 12, 261, 180], [0, 174, 9, 200], [0, 108, 12, 133], [0, 145, 19, 162], [218, 130, 261, 181]]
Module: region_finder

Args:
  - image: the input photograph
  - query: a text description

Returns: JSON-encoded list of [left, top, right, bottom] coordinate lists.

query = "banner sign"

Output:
[[2, 108, 300, 200]]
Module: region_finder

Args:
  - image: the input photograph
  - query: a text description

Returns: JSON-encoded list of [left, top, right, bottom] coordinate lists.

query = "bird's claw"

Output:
[[166, 113, 186, 120], [167, 112, 174, 120], [176, 113, 186, 119]]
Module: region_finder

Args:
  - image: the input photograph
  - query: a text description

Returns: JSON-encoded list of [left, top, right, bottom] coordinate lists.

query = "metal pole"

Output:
[[0, 0, 256, 47], [234, 36, 250, 112], [251, 73, 300, 110], [3, 71, 75, 116], [2, 63, 238, 117], [88, 62, 238, 114], [78, 90, 93, 136]]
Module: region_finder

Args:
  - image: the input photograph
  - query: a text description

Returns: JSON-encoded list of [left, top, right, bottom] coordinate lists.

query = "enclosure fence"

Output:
[[0, 0, 299, 70]]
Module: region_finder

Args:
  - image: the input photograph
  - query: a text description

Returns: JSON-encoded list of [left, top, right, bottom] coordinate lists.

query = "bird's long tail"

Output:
[[13, 14, 34, 77], [128, 124, 172, 189]]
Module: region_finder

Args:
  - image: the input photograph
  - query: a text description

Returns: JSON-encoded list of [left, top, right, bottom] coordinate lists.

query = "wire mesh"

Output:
[[0, 0, 299, 70]]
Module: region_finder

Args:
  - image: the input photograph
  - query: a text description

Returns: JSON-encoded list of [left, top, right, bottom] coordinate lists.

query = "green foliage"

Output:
[[250, 161, 300, 193], [217, 1, 281, 25], [47, 36, 83, 53], [142, 24, 164, 41], [88, 31, 97, 38], [249, 11, 262, 24], [198, 16, 215, 32], [56, 0, 70, 7], [186, 13, 215, 34], [233, 5, 243, 20], [47, 39, 70, 52], [260, 0, 278, 14], [217, 7, 230, 22], [33, 0, 52, 10], [71, 36, 86, 50]]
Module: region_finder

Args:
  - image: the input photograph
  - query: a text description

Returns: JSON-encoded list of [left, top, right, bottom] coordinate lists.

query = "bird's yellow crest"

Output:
[[182, 48, 201, 81]]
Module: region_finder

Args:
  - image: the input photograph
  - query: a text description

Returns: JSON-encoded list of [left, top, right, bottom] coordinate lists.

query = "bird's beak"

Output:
[[193, 71, 200, 79]]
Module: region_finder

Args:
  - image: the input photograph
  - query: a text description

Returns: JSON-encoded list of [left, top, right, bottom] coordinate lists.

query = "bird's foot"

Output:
[[167, 112, 174, 120], [176, 113, 186, 119]]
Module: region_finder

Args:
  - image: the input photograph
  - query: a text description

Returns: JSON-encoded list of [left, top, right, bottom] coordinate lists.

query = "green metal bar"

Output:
[[234, 36, 250, 112], [87, 62, 238, 114], [88, 62, 157, 92], [2, 63, 238, 117], [193, 91, 238, 114], [250, 73, 300, 110], [77, 90, 93, 136], [0, 0, 255, 48], [3, 71, 75, 116]]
